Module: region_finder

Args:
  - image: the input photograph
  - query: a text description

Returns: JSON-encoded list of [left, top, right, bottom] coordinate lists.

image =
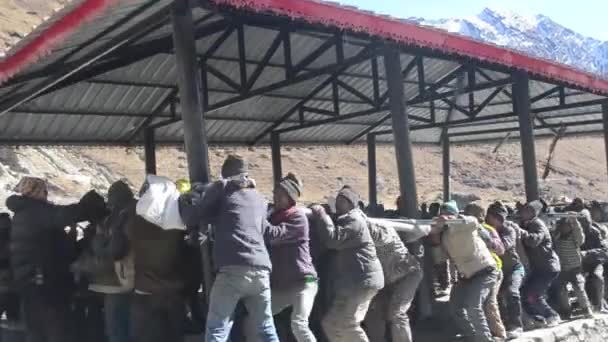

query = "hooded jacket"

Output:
[[315, 208, 384, 291], [553, 219, 585, 271], [498, 221, 525, 272], [440, 215, 496, 279], [7, 195, 86, 294], [520, 216, 561, 273]]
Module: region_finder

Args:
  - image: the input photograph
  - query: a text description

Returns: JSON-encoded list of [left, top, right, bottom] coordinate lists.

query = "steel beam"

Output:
[[513, 71, 539, 202], [172, 0, 210, 183], [271, 132, 282, 185], [603, 101, 608, 180], [383, 47, 419, 218], [367, 134, 378, 209], [442, 133, 451, 201], [144, 128, 157, 175]]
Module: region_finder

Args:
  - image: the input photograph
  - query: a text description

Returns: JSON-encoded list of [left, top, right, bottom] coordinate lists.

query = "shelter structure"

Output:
[[1, 0, 608, 316]]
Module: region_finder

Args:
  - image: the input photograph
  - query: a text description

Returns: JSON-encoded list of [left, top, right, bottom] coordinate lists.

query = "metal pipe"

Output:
[[143, 128, 157, 175], [513, 71, 539, 202], [271, 132, 282, 185], [367, 134, 378, 209]]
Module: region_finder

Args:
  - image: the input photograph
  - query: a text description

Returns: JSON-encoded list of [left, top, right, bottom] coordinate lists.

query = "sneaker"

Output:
[[507, 328, 523, 340], [546, 316, 562, 327]]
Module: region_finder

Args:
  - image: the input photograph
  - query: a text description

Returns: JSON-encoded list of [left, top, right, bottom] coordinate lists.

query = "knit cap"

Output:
[[464, 202, 485, 221], [221, 155, 248, 179], [487, 202, 509, 222], [278, 172, 303, 203], [440, 201, 459, 215], [337, 185, 360, 208]]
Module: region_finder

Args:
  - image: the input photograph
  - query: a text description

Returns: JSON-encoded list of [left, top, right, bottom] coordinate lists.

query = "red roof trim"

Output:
[[0, 0, 117, 85], [212, 0, 608, 96]]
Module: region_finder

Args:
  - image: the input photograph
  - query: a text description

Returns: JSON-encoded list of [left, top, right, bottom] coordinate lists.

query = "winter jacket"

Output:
[[440, 215, 496, 279], [268, 207, 317, 290], [180, 179, 286, 271], [367, 218, 421, 285], [520, 218, 561, 273], [316, 208, 384, 291], [498, 221, 525, 273], [481, 223, 505, 269], [0, 214, 12, 293], [128, 213, 186, 295], [87, 203, 134, 294], [7, 195, 87, 295], [581, 220, 608, 251], [553, 219, 585, 271]]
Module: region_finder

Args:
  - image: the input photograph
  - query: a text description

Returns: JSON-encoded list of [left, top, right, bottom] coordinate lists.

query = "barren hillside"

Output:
[[0, 135, 603, 210], [0, 1, 605, 209]]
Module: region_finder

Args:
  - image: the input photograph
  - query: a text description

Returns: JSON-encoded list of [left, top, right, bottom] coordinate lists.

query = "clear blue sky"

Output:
[[337, 0, 608, 41]]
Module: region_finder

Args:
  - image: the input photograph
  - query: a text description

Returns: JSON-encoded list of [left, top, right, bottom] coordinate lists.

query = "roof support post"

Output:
[[602, 101, 608, 181], [513, 71, 539, 202], [172, 0, 210, 184], [384, 46, 432, 319], [442, 134, 451, 202], [367, 134, 378, 212], [144, 128, 157, 175], [383, 48, 419, 218], [172, 0, 213, 308], [271, 132, 282, 185]]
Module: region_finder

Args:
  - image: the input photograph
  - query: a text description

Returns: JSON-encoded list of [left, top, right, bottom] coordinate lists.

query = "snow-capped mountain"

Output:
[[410, 8, 608, 77]]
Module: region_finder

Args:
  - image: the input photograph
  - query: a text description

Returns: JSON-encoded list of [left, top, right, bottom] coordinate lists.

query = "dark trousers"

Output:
[[0, 292, 21, 321], [130, 293, 185, 342], [73, 291, 105, 342], [22, 287, 75, 342], [583, 250, 608, 310], [522, 271, 559, 321], [499, 265, 525, 330]]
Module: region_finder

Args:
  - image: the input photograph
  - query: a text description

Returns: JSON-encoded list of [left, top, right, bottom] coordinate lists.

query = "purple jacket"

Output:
[[268, 207, 317, 290]]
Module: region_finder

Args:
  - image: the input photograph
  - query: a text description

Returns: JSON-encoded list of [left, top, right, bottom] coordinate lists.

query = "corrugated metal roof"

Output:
[[0, 0, 605, 146]]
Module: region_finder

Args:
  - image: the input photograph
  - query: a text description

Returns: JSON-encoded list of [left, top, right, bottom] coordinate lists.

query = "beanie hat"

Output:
[[14, 177, 48, 201], [221, 155, 248, 179], [337, 186, 360, 208], [525, 200, 544, 217], [464, 202, 485, 221], [278, 172, 303, 204], [487, 202, 508, 222], [440, 201, 459, 215]]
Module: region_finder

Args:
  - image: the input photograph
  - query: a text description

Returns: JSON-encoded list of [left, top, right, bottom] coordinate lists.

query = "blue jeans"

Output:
[[206, 266, 279, 342], [105, 293, 131, 342]]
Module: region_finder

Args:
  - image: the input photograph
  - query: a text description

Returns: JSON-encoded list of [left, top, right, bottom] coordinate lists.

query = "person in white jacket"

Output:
[[429, 201, 498, 342]]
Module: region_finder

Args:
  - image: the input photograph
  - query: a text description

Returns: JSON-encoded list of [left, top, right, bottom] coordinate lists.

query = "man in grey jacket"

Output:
[[310, 186, 384, 342], [364, 219, 422, 342]]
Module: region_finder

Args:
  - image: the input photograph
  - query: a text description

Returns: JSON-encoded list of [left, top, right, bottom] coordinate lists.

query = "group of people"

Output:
[[0, 154, 607, 342]]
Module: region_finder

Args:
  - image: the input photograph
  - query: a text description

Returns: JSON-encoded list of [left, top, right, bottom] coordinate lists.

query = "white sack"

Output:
[[136, 175, 186, 231]]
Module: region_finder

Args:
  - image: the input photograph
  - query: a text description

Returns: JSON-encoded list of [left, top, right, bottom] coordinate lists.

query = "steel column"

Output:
[[144, 128, 157, 175], [171, 0, 213, 309], [603, 101, 608, 180], [271, 132, 282, 185], [367, 134, 378, 211], [384, 47, 432, 320], [172, 0, 210, 183], [442, 135, 451, 201], [383, 47, 419, 218], [513, 71, 539, 202]]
